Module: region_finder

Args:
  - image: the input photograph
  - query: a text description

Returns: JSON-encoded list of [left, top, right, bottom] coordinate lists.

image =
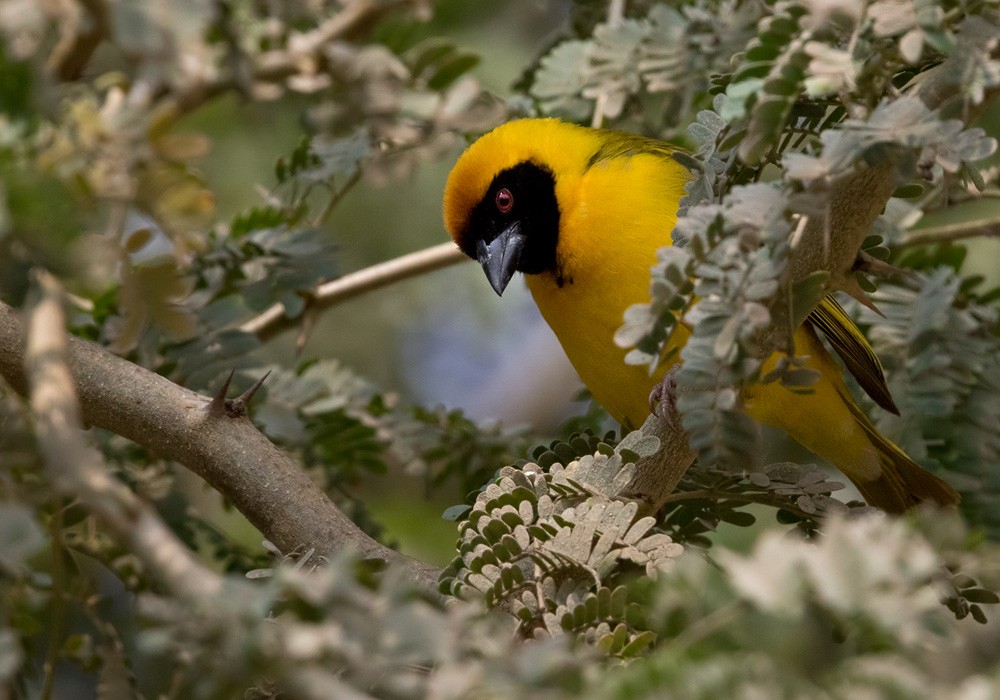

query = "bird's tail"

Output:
[[842, 395, 960, 513]]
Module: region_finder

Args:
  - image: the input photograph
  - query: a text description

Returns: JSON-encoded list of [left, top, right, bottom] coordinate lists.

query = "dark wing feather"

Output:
[[806, 295, 900, 415]]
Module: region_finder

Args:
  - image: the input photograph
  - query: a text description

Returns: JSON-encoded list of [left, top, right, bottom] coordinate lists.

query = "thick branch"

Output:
[[0, 299, 441, 592], [626, 413, 696, 512]]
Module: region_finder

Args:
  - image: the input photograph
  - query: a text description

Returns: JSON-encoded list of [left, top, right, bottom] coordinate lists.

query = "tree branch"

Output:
[[626, 412, 697, 512], [0, 297, 442, 593], [789, 20, 994, 322], [49, 0, 110, 82], [899, 223, 1000, 248], [241, 241, 465, 343]]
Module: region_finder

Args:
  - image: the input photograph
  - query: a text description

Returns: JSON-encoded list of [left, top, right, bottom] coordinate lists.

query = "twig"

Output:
[[607, 0, 626, 26], [659, 601, 745, 653], [40, 509, 67, 700], [898, 223, 1000, 248], [241, 242, 467, 342], [658, 488, 827, 521], [49, 0, 110, 82], [588, 0, 626, 130], [854, 249, 914, 282], [313, 170, 362, 228]]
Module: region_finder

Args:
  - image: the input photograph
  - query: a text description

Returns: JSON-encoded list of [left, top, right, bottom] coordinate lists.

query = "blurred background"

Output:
[[184, 1, 579, 422]]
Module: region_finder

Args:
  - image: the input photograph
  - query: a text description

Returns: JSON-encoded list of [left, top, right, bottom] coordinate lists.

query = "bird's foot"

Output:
[[648, 364, 683, 429]]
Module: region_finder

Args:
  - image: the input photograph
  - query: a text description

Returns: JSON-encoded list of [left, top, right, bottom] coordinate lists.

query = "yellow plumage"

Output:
[[443, 118, 958, 512]]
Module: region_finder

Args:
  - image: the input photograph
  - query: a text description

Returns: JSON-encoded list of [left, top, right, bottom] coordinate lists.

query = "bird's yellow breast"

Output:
[[525, 147, 689, 427]]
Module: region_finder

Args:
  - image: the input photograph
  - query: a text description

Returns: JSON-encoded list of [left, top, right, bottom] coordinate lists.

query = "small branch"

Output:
[[854, 250, 914, 281], [241, 242, 466, 343], [774, 159, 898, 341], [899, 223, 1000, 248], [607, 0, 626, 27], [589, 0, 626, 129], [658, 488, 826, 521], [767, 43, 1000, 341], [625, 412, 696, 512], [40, 509, 67, 700], [313, 170, 362, 228], [659, 601, 745, 653], [49, 0, 110, 82], [626, 369, 696, 511]]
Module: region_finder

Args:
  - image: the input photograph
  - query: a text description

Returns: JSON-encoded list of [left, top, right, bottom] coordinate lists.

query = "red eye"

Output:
[[495, 187, 514, 214]]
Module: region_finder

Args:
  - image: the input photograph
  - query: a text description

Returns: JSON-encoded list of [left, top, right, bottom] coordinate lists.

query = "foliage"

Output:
[[865, 268, 1000, 536], [438, 429, 887, 647], [440, 432, 682, 653], [2, 0, 1000, 697]]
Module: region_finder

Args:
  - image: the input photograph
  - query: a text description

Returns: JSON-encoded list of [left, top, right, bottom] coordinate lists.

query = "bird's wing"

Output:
[[806, 295, 900, 415], [586, 131, 683, 170]]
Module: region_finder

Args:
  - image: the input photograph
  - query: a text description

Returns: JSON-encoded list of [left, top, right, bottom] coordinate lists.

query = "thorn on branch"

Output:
[[854, 250, 914, 282], [207, 369, 270, 419], [207, 369, 235, 418], [846, 250, 917, 317], [234, 370, 271, 413]]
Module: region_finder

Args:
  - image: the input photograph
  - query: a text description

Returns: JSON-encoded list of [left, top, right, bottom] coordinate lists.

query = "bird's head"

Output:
[[443, 119, 585, 295]]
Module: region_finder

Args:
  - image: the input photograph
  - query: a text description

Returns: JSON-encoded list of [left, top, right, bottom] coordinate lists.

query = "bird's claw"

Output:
[[648, 364, 682, 428]]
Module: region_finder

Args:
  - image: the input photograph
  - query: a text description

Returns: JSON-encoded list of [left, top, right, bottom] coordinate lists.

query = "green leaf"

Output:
[[719, 509, 756, 527], [442, 504, 472, 522], [428, 53, 480, 90], [789, 271, 830, 330], [961, 588, 1000, 605]]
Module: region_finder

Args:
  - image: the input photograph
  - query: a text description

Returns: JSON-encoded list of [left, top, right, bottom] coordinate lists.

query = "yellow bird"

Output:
[[443, 118, 959, 513]]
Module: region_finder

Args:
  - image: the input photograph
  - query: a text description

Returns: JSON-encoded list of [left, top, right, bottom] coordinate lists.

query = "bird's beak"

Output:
[[475, 221, 525, 296]]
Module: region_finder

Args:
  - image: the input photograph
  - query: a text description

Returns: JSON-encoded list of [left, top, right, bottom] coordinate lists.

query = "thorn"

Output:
[[854, 250, 914, 281], [841, 277, 885, 318], [235, 370, 270, 408], [206, 369, 269, 419], [207, 369, 235, 417], [224, 370, 271, 418]]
